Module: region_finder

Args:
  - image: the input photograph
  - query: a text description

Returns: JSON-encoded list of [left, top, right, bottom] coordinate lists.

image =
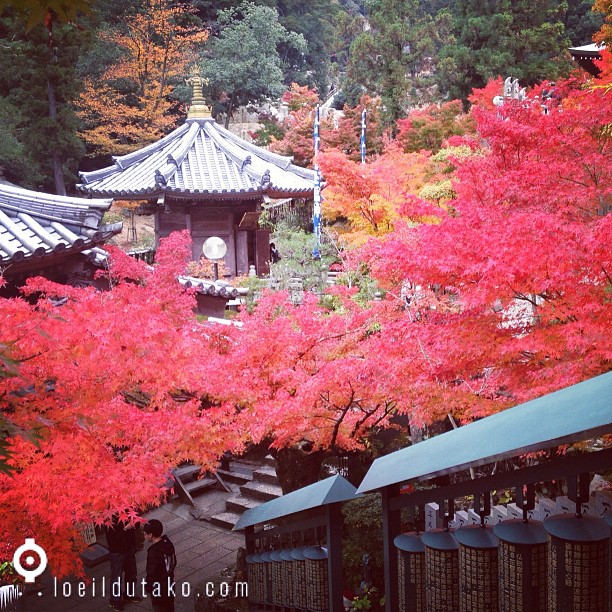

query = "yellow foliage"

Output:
[[77, 0, 207, 156]]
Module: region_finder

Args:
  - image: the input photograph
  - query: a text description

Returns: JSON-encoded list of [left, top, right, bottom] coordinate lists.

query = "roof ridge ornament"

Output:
[[240, 155, 251, 171], [186, 69, 212, 120], [154, 169, 167, 187]]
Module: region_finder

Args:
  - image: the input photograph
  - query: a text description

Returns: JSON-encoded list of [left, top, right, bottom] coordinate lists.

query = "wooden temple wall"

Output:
[[155, 202, 270, 277]]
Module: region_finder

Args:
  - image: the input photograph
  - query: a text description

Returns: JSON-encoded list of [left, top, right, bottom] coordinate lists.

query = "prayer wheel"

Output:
[[261, 551, 274, 606], [246, 553, 263, 605], [303, 545, 329, 612], [270, 550, 284, 607], [421, 529, 459, 612], [280, 549, 295, 608], [544, 513, 610, 612], [455, 524, 499, 612], [394, 532, 425, 612], [494, 519, 547, 612], [290, 547, 308, 611], [604, 513, 611, 609]]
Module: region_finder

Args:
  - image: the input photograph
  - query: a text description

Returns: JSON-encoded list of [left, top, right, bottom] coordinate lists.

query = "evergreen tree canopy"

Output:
[[0, 13, 87, 192], [345, 0, 451, 128], [437, 0, 571, 103], [201, 2, 306, 127]]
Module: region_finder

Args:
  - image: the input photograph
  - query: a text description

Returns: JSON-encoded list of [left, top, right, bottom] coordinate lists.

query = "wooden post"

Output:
[[245, 526, 255, 555], [383, 484, 401, 612], [326, 502, 344, 612]]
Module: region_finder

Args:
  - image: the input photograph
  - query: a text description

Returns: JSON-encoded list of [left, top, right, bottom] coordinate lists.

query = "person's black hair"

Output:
[[143, 519, 163, 538]]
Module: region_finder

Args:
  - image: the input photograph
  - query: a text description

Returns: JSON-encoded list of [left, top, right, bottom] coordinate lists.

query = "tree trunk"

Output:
[[275, 446, 330, 494], [47, 77, 66, 196]]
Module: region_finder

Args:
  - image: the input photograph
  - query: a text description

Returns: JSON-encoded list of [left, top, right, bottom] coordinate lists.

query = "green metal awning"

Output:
[[234, 474, 361, 530], [357, 372, 612, 495]]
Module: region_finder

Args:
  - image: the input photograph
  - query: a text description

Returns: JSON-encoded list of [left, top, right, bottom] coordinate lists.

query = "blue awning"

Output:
[[357, 372, 612, 494], [234, 474, 361, 530]]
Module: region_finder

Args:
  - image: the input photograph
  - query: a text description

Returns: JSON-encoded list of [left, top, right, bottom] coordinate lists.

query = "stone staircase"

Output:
[[211, 456, 283, 530], [173, 463, 218, 506]]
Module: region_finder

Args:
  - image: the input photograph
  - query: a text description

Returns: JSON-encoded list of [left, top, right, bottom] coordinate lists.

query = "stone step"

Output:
[[240, 480, 283, 502], [210, 511, 242, 530], [184, 477, 217, 494], [217, 468, 252, 487], [263, 454, 276, 468], [173, 464, 201, 481], [252, 465, 279, 485], [226, 494, 261, 514]]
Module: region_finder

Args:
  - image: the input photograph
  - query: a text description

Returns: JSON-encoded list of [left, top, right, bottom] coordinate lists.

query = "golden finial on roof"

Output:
[[187, 68, 212, 119]]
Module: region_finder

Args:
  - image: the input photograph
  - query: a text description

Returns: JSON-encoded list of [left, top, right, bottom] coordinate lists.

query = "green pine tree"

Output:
[[344, 0, 452, 128], [437, 0, 571, 103], [0, 13, 88, 193]]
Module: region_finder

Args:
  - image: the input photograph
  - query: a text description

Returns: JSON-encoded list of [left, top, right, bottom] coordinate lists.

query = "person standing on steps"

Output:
[[106, 514, 143, 611], [143, 519, 177, 612]]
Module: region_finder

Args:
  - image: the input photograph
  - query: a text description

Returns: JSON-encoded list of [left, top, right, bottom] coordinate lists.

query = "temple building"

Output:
[[77, 76, 316, 277], [0, 180, 121, 296], [568, 43, 605, 76]]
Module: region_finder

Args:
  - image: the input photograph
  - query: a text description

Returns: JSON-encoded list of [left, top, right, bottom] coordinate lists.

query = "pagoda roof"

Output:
[[568, 43, 604, 58], [77, 118, 316, 200], [0, 181, 120, 269]]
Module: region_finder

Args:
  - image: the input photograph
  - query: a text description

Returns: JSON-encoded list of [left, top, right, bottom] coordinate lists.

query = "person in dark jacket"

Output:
[[143, 519, 177, 612], [106, 515, 142, 610]]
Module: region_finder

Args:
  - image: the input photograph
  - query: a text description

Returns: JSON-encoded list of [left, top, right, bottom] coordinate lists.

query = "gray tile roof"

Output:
[[77, 118, 316, 200], [178, 275, 240, 298], [0, 181, 120, 266]]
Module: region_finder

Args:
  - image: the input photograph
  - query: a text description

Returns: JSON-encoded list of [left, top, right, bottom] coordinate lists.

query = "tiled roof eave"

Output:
[[1, 237, 105, 268], [75, 185, 162, 199], [0, 222, 122, 268]]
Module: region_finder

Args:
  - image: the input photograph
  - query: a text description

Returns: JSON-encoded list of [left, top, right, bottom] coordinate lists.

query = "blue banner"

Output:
[[313, 105, 321, 258], [360, 108, 367, 164]]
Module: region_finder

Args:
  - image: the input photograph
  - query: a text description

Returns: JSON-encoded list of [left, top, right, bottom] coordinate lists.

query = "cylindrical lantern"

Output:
[[494, 519, 548, 612], [394, 532, 425, 612], [291, 547, 308, 611], [422, 529, 459, 612], [260, 551, 274, 606], [246, 553, 262, 605], [455, 524, 499, 612], [303, 545, 329, 612], [270, 550, 284, 607], [544, 513, 610, 612], [280, 549, 294, 608]]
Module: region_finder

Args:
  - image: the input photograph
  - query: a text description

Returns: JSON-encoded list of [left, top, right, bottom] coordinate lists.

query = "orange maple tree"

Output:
[[268, 83, 328, 167], [318, 144, 430, 245], [77, 0, 207, 156]]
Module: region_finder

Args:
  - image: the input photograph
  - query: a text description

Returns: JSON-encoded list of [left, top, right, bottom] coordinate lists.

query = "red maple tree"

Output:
[[0, 231, 243, 576], [363, 76, 612, 406]]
